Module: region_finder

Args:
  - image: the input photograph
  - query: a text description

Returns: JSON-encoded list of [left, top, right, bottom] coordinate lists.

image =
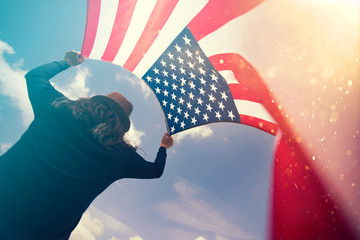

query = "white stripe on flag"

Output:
[[133, 0, 209, 77], [219, 70, 241, 85], [234, 100, 276, 124], [112, 0, 157, 66], [198, 15, 247, 59], [89, 0, 120, 60]]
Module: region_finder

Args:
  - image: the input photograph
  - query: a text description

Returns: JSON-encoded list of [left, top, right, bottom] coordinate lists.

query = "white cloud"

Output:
[[88, 206, 137, 236], [108, 235, 144, 240], [174, 125, 213, 144], [52, 66, 91, 100], [195, 237, 207, 240], [69, 211, 104, 240], [124, 120, 145, 147], [129, 236, 143, 240], [0, 40, 92, 127], [115, 72, 152, 98], [0, 143, 12, 154], [0, 40, 33, 126], [70, 206, 138, 240], [214, 235, 230, 240], [109, 237, 120, 240], [157, 180, 253, 239]]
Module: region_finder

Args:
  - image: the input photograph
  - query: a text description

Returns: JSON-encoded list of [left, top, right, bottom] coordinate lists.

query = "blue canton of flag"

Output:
[[142, 27, 241, 134]]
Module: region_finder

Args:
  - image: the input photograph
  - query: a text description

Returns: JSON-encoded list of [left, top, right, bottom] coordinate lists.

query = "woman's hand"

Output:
[[64, 50, 84, 67], [160, 133, 174, 149]]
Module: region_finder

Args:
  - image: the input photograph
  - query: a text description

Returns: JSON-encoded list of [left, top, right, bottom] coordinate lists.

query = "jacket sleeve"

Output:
[[25, 60, 70, 116], [122, 147, 167, 179]]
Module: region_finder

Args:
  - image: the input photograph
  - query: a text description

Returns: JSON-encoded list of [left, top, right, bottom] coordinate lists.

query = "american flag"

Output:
[[81, 0, 278, 135], [142, 27, 241, 134]]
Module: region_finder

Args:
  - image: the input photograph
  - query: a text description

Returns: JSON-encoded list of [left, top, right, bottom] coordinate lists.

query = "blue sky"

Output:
[[0, 0, 359, 240]]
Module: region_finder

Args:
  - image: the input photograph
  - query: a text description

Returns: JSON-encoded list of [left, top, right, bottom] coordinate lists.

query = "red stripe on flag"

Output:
[[271, 135, 357, 240], [81, 0, 101, 58], [123, 0, 179, 72], [101, 0, 137, 62], [188, 0, 264, 41], [228, 83, 260, 103]]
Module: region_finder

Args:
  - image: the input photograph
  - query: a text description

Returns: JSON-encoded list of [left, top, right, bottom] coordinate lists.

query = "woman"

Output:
[[0, 50, 174, 240]]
